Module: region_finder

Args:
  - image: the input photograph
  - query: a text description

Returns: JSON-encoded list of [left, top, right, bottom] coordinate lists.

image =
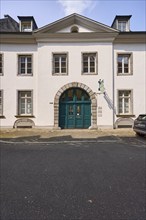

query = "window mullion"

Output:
[[59, 57, 61, 74], [0, 90, 3, 115], [25, 57, 27, 75], [128, 96, 130, 113], [122, 95, 124, 113], [24, 95, 26, 114], [122, 58, 124, 74], [88, 56, 90, 73]]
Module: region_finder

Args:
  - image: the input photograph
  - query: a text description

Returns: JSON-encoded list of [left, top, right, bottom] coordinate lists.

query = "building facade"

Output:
[[0, 14, 146, 129]]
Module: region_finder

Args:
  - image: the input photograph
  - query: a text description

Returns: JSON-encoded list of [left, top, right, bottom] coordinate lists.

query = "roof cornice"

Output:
[[35, 13, 118, 34], [34, 32, 119, 43], [0, 31, 145, 44], [114, 32, 146, 43], [0, 32, 36, 44]]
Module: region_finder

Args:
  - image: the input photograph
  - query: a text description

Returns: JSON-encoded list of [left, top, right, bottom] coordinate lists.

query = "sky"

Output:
[[0, 0, 146, 31]]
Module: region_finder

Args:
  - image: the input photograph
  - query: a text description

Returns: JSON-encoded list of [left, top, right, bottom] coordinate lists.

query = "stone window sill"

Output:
[[52, 73, 68, 76], [117, 74, 133, 76], [17, 73, 33, 76], [15, 115, 35, 118], [116, 114, 135, 118], [0, 115, 6, 119], [82, 73, 98, 75]]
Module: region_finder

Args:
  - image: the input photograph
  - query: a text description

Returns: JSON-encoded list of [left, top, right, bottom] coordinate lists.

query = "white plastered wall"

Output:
[[36, 42, 114, 128], [114, 43, 146, 121], [0, 44, 38, 127]]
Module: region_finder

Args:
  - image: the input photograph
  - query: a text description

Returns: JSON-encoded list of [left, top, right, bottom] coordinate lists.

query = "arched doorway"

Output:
[[54, 82, 97, 129], [59, 88, 91, 128]]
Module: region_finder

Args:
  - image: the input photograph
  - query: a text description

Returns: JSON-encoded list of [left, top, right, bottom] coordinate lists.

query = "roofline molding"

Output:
[[34, 13, 119, 34], [0, 31, 145, 44], [114, 32, 146, 43]]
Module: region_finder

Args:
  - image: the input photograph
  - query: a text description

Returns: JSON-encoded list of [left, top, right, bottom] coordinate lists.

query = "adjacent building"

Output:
[[0, 14, 146, 129]]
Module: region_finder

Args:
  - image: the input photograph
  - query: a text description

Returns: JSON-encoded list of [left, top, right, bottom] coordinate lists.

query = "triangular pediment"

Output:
[[35, 13, 118, 34]]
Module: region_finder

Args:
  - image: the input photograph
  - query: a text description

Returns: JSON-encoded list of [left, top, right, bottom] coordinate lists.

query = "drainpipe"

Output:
[[112, 44, 116, 129], [145, 43, 146, 113]]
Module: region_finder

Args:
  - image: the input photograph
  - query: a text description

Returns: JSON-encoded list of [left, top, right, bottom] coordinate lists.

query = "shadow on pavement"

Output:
[[0, 134, 145, 145]]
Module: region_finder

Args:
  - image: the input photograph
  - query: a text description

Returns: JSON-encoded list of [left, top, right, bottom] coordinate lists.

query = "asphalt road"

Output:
[[0, 138, 146, 220]]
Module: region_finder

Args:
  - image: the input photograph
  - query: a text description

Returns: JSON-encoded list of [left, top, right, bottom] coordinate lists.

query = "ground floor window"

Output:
[[18, 91, 33, 115], [0, 90, 3, 115], [118, 90, 132, 114]]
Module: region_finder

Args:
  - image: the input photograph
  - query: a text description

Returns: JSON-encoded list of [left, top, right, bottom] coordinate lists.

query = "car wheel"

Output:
[[136, 132, 144, 137]]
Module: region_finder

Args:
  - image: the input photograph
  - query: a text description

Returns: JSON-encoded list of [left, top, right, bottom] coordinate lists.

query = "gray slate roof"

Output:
[[0, 15, 19, 32]]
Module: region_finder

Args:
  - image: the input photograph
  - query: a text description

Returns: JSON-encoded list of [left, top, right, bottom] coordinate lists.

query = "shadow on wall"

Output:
[[103, 91, 134, 128], [103, 91, 116, 114]]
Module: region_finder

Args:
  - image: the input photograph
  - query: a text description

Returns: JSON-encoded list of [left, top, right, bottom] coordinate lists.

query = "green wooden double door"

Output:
[[59, 88, 91, 129]]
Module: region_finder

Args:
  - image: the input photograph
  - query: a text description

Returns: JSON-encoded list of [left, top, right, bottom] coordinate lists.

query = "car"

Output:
[[133, 114, 146, 137]]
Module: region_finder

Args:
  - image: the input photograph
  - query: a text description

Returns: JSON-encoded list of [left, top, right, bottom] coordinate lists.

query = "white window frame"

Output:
[[52, 53, 68, 75], [117, 53, 133, 75], [118, 90, 132, 115], [0, 90, 3, 116], [21, 21, 32, 32], [82, 53, 97, 75], [18, 91, 33, 116], [18, 55, 33, 76], [0, 53, 3, 76], [118, 21, 127, 31]]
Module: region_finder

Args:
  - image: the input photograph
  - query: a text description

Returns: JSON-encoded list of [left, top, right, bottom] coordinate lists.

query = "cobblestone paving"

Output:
[[0, 128, 135, 138], [0, 128, 145, 147]]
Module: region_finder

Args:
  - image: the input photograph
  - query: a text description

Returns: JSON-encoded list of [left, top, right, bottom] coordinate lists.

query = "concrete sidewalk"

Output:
[[0, 128, 135, 140]]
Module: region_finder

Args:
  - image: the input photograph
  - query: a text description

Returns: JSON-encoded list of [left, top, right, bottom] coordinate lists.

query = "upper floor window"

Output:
[[0, 54, 3, 76], [82, 53, 97, 75], [118, 90, 132, 114], [18, 55, 32, 76], [21, 22, 32, 32], [0, 90, 3, 116], [118, 21, 127, 31], [52, 53, 68, 75], [18, 91, 33, 115], [117, 53, 133, 75]]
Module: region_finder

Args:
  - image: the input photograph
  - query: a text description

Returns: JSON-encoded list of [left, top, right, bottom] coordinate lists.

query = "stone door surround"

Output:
[[54, 82, 97, 129]]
